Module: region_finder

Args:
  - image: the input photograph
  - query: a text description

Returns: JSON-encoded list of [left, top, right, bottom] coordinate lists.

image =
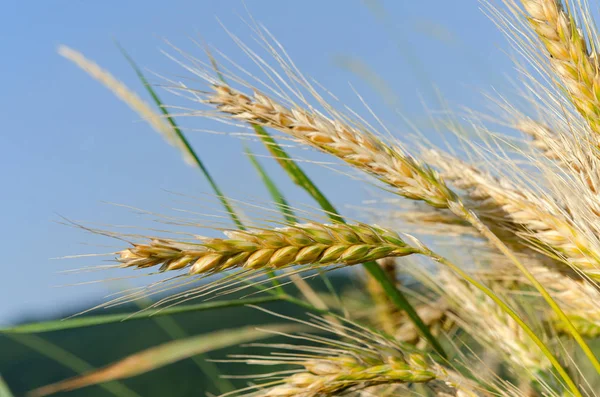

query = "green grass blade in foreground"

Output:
[[8, 334, 140, 397], [252, 124, 446, 357], [1, 296, 282, 334], [133, 295, 235, 394], [245, 147, 296, 223], [253, 126, 343, 223], [29, 324, 299, 397], [116, 43, 244, 230], [0, 376, 14, 397]]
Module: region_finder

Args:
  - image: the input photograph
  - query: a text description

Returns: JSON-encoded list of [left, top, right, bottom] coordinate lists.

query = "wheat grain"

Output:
[[261, 354, 436, 397], [117, 223, 418, 275]]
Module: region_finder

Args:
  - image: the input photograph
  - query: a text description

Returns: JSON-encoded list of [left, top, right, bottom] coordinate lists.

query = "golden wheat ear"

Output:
[[117, 222, 419, 275], [221, 308, 484, 397], [519, 0, 600, 134]]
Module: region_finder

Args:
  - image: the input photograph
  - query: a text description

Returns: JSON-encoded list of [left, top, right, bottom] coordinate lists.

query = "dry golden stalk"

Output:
[[520, 0, 600, 133], [425, 149, 600, 279], [208, 85, 455, 208], [117, 223, 418, 275]]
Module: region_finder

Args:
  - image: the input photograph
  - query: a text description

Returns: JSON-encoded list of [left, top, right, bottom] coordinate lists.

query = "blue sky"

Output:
[[1, 1, 516, 325]]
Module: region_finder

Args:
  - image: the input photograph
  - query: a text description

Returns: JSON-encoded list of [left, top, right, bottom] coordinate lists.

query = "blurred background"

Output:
[[1, 0, 516, 395]]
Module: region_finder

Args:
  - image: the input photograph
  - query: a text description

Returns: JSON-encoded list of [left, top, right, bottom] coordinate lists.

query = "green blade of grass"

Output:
[[118, 44, 290, 296], [0, 376, 14, 397], [245, 147, 296, 223], [116, 43, 244, 230], [1, 296, 282, 334], [28, 324, 298, 397], [8, 334, 140, 397], [132, 295, 235, 394], [253, 126, 344, 223]]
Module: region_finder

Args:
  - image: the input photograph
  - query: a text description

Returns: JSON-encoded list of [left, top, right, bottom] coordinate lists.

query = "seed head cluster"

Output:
[[117, 223, 419, 275]]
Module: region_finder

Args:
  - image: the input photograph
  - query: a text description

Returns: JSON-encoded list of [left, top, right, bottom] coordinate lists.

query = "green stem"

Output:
[[253, 126, 343, 223], [1, 296, 283, 334], [117, 44, 244, 230]]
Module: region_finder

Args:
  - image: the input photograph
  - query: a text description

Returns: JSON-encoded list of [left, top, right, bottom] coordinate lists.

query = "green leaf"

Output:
[[1, 296, 282, 334], [253, 125, 344, 223], [245, 147, 296, 223], [28, 324, 299, 397]]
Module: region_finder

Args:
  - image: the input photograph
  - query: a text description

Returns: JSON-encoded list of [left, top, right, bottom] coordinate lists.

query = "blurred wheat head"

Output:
[[15, 0, 600, 396]]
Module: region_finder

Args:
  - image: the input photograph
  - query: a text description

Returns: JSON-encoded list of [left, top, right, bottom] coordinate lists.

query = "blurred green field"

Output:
[[1, 274, 356, 397]]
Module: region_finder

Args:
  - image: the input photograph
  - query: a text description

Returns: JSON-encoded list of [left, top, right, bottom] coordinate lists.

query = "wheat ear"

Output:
[[520, 0, 600, 133], [208, 85, 455, 208], [261, 354, 436, 397], [233, 309, 483, 397], [118, 223, 418, 275], [515, 119, 562, 161]]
